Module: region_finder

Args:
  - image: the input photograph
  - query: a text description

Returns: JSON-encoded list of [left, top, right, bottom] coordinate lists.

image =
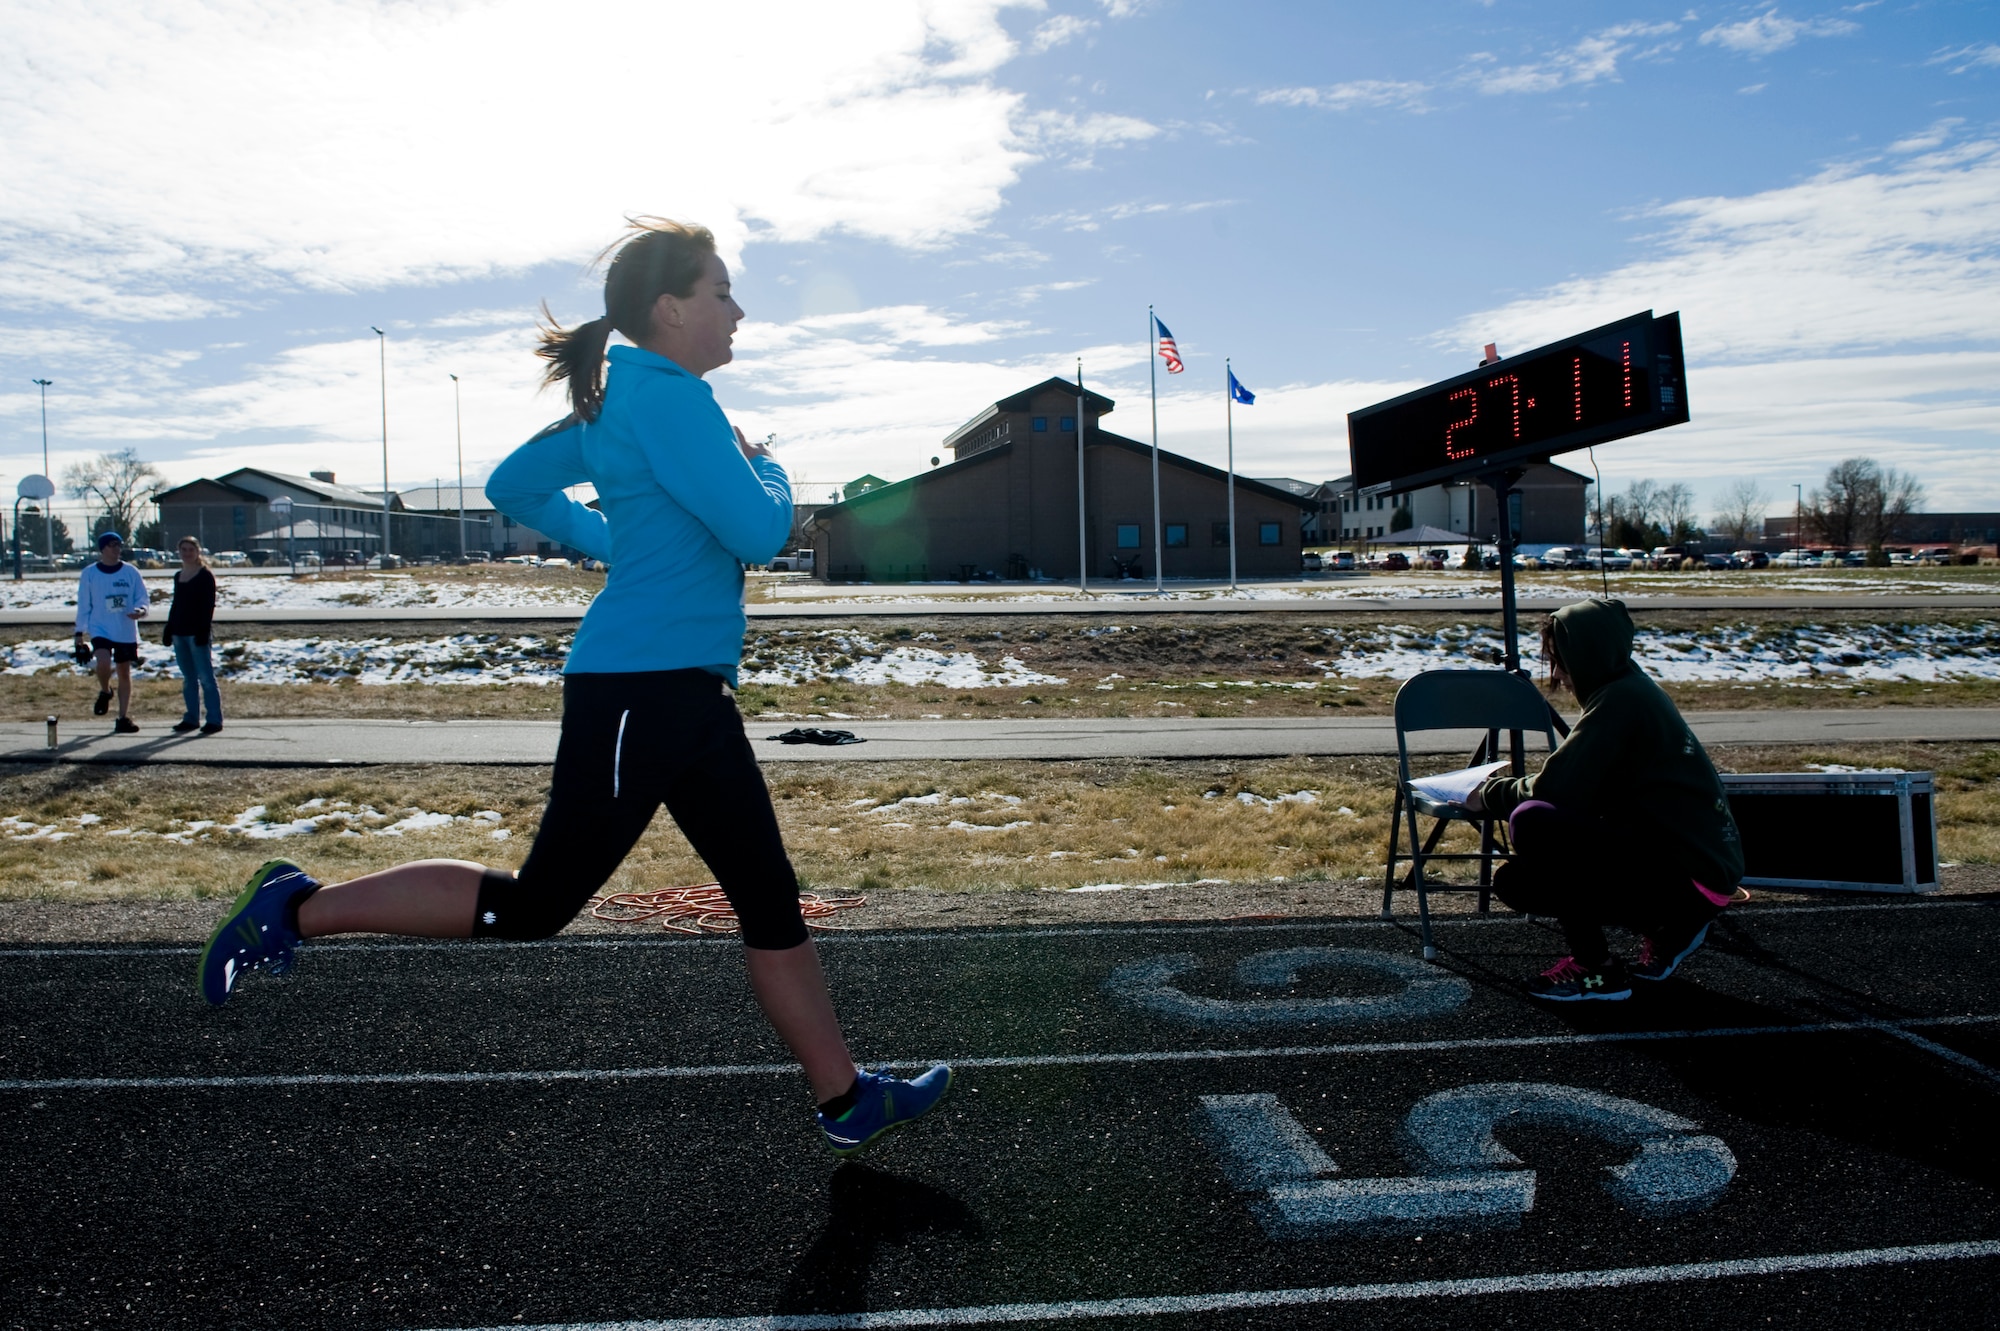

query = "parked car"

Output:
[[1733, 550, 1770, 569], [1299, 551, 1323, 572], [1376, 551, 1410, 571], [1582, 547, 1632, 570], [769, 548, 815, 573], [1649, 546, 1691, 569], [212, 550, 250, 567], [1540, 546, 1579, 569], [457, 550, 492, 564], [580, 557, 609, 572], [1328, 550, 1356, 571], [502, 555, 536, 565], [537, 557, 571, 569], [1703, 552, 1741, 570], [369, 553, 406, 570]]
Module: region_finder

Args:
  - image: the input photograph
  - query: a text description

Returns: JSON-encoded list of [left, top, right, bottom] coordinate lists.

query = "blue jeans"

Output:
[[172, 636, 222, 726]]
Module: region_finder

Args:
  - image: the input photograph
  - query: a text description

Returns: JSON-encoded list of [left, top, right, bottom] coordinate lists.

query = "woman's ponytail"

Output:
[[535, 307, 617, 422], [534, 219, 717, 422]]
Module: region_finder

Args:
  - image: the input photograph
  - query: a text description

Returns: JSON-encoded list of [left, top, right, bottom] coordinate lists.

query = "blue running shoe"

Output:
[[817, 1065, 953, 1157], [198, 859, 318, 1006]]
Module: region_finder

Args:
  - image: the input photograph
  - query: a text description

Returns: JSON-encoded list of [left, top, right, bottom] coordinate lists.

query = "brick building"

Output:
[[805, 378, 1306, 582]]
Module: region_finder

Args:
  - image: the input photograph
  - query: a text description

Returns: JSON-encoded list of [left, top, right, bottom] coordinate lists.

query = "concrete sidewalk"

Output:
[[4, 707, 1994, 767]]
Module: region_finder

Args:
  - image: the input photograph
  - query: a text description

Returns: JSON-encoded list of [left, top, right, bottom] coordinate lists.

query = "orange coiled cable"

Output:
[[589, 882, 866, 935]]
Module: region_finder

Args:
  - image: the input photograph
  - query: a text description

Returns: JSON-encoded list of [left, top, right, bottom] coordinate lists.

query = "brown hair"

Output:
[[535, 218, 718, 421], [176, 536, 209, 569], [1538, 614, 1565, 689]]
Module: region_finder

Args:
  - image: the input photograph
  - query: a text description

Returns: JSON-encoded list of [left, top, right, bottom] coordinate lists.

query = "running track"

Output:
[[3, 898, 1998, 1329]]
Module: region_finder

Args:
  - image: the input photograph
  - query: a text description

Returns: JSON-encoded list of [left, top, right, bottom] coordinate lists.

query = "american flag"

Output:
[[1155, 315, 1184, 374]]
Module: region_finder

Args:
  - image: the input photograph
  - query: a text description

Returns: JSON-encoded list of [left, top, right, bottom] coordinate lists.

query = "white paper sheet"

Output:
[[1408, 759, 1511, 807]]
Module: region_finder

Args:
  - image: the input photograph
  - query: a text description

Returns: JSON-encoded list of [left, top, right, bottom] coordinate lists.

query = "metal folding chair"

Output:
[[1382, 669, 1561, 960]]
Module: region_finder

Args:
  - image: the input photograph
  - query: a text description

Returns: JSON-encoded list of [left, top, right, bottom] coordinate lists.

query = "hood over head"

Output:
[[1549, 598, 1634, 701]]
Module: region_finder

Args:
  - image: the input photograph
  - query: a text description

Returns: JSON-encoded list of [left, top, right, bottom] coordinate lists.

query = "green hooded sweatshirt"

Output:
[[1478, 598, 1744, 890]]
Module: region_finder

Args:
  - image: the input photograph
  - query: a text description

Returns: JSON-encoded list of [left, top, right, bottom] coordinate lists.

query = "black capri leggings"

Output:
[[472, 669, 808, 949]]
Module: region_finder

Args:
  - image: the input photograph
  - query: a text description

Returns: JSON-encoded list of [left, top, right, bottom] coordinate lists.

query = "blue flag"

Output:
[[1229, 369, 1255, 405]]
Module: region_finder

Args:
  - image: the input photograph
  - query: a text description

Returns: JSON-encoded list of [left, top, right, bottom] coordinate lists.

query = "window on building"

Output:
[[1116, 524, 1140, 549], [1212, 521, 1230, 546], [1259, 521, 1282, 546], [1165, 523, 1188, 548], [1059, 416, 1076, 431], [1031, 416, 1048, 432]]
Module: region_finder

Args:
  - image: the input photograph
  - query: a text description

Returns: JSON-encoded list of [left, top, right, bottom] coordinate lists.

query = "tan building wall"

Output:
[[809, 380, 1302, 582]]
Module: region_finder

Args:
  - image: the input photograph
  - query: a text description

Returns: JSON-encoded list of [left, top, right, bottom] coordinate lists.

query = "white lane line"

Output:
[[409, 1239, 2000, 1330], [0, 895, 1987, 959], [4, 1014, 1991, 1094]]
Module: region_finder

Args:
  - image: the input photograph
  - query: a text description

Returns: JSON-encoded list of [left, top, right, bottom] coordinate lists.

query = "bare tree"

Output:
[[1711, 479, 1771, 546], [1806, 458, 1926, 550], [1619, 478, 1660, 532], [1657, 482, 1701, 543], [62, 448, 166, 544]]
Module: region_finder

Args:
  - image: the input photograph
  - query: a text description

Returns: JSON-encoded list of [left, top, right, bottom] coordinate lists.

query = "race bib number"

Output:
[[106, 594, 127, 610]]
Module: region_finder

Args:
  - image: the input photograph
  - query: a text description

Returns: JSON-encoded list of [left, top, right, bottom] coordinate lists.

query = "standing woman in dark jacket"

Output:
[[164, 536, 222, 734]]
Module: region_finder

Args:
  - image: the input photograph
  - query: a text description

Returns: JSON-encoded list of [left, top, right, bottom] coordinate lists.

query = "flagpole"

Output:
[[1076, 359, 1088, 596], [1226, 358, 1237, 592], [1149, 306, 1162, 593]]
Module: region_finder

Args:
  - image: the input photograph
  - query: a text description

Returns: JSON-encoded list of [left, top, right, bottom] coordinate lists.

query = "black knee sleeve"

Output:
[[472, 867, 583, 941]]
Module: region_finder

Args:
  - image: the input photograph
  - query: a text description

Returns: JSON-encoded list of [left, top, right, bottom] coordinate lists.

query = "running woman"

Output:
[[198, 220, 951, 1156]]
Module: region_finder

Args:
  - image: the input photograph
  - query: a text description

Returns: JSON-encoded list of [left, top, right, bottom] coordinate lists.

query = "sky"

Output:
[[2, 0, 1996, 521]]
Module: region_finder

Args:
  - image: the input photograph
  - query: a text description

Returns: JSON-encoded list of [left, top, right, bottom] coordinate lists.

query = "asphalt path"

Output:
[[5, 707, 1999, 768], [3, 898, 1997, 1329], [4, 593, 2000, 626]]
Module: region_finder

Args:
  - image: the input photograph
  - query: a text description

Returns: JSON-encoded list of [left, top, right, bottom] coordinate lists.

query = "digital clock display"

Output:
[[1347, 310, 1688, 493]]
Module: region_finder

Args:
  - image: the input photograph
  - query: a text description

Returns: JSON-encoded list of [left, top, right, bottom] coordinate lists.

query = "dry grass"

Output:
[[0, 742, 1993, 908]]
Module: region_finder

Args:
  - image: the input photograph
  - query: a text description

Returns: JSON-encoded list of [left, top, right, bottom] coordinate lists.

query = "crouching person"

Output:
[[1465, 599, 1742, 1001]]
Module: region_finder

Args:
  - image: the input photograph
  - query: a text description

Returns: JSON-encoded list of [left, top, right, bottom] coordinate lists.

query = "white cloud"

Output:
[[1033, 13, 1098, 50], [1890, 119, 1965, 154], [1445, 136, 2000, 362], [1930, 42, 2000, 75], [0, 0, 1059, 321], [1255, 81, 1433, 113], [1469, 21, 1680, 95], [1699, 10, 1858, 57], [1256, 22, 1678, 112]]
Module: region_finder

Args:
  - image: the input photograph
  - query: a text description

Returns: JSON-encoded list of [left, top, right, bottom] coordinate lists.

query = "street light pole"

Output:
[[371, 327, 390, 562], [450, 373, 465, 560], [33, 379, 52, 563], [1794, 482, 1803, 558]]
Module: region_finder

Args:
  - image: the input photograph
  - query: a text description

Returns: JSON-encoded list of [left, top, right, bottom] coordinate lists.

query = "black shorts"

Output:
[[90, 637, 140, 664], [473, 669, 807, 949]]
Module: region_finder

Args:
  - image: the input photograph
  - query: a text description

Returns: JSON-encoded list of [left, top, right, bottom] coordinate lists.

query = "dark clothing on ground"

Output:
[[472, 668, 807, 950], [1478, 598, 1743, 891], [162, 566, 217, 647], [1492, 801, 1726, 968]]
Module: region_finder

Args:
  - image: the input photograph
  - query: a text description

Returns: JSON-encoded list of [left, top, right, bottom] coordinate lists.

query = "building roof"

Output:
[[942, 377, 1117, 451], [400, 484, 493, 513], [1252, 477, 1324, 499], [152, 477, 268, 505], [218, 467, 390, 509], [1323, 459, 1592, 492]]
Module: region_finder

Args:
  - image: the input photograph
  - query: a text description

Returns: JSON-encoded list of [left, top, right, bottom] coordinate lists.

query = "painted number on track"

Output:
[[1202, 1082, 1736, 1238], [1104, 947, 1470, 1027]]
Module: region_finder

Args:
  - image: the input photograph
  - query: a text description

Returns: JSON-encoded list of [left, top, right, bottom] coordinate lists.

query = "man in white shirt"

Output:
[[73, 531, 150, 733]]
